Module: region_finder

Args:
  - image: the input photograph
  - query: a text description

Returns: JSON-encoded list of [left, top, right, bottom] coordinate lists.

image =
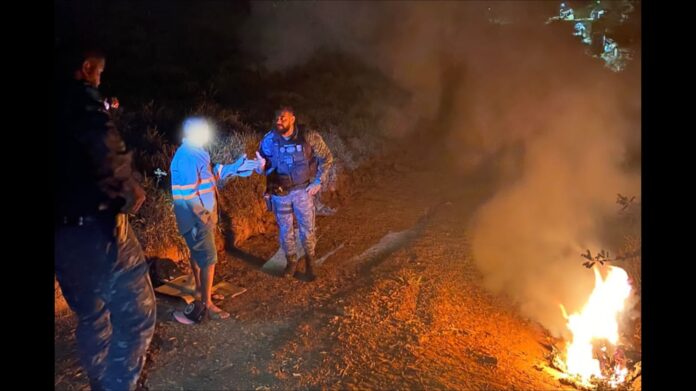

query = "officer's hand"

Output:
[[122, 179, 146, 214], [234, 154, 258, 172], [306, 183, 321, 196], [255, 151, 266, 174]]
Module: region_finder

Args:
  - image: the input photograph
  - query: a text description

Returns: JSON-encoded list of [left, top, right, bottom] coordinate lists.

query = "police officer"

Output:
[[255, 107, 334, 281], [55, 48, 156, 391]]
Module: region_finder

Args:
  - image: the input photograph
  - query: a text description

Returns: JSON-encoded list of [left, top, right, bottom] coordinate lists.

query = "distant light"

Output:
[[603, 36, 617, 53], [547, 0, 634, 72], [573, 22, 586, 35], [559, 2, 574, 21]]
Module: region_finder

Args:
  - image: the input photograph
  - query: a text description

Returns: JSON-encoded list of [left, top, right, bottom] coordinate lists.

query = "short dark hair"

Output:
[[276, 106, 295, 116]]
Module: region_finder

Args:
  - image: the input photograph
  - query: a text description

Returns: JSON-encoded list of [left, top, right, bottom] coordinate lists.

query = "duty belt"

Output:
[[269, 181, 310, 196]]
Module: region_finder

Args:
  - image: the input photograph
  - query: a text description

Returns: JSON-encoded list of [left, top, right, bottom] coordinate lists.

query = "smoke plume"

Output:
[[242, 1, 641, 336]]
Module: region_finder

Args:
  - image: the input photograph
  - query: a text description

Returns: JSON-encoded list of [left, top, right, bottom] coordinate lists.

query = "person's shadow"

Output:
[[225, 227, 308, 278], [226, 246, 266, 268], [230, 246, 292, 278], [219, 211, 283, 276]]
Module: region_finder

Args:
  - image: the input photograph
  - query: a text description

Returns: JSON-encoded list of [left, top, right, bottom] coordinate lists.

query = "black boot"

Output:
[[304, 253, 316, 282], [284, 255, 298, 279]]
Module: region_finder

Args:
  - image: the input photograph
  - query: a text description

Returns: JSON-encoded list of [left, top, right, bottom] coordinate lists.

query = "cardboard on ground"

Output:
[[154, 275, 247, 304]]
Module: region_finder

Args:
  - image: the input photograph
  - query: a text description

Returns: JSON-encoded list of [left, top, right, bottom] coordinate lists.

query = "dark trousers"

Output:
[[55, 214, 156, 391], [271, 188, 316, 259]]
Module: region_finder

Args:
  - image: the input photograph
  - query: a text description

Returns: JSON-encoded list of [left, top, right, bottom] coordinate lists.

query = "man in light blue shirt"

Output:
[[170, 117, 258, 320]]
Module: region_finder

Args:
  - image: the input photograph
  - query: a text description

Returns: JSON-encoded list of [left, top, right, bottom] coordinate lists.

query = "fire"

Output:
[[561, 265, 632, 386]]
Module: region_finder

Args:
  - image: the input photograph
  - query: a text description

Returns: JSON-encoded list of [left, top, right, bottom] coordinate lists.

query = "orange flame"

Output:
[[561, 265, 632, 386]]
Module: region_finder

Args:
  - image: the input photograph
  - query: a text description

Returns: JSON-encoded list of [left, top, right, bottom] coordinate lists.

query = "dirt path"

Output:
[[55, 142, 570, 390]]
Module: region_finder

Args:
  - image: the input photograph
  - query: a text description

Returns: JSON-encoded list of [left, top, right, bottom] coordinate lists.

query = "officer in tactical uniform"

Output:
[[255, 107, 334, 281], [55, 48, 156, 391]]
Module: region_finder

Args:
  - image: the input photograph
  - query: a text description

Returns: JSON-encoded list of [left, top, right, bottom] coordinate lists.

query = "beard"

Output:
[[276, 123, 294, 135]]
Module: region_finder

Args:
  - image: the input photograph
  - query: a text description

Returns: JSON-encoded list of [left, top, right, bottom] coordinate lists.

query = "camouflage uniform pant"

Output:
[[55, 214, 156, 391], [271, 188, 316, 259]]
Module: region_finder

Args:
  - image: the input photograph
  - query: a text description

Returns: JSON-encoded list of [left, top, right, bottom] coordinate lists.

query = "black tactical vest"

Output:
[[267, 126, 317, 194]]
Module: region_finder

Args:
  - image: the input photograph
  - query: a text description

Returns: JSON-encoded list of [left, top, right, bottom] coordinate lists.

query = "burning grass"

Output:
[[538, 263, 640, 390], [539, 343, 641, 391], [535, 194, 641, 391], [561, 266, 634, 387]]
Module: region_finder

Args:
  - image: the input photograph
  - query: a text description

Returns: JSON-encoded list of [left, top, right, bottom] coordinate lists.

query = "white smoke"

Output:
[[242, 1, 641, 336]]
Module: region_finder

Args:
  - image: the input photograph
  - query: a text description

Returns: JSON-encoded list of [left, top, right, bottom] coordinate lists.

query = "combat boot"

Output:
[[304, 253, 317, 282], [284, 254, 298, 279]]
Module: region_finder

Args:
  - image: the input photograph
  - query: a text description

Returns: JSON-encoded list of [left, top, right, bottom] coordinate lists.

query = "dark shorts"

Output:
[[183, 223, 218, 268]]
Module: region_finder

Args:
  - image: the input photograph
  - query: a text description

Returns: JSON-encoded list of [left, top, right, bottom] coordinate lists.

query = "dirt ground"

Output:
[[55, 140, 574, 390]]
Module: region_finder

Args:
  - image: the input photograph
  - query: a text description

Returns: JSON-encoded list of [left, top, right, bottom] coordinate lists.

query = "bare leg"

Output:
[[189, 258, 202, 299], [200, 264, 214, 307], [201, 264, 229, 319]]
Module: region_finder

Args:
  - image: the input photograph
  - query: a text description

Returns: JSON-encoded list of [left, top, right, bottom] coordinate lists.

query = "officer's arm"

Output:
[[76, 105, 139, 211], [255, 139, 273, 175], [308, 131, 334, 186]]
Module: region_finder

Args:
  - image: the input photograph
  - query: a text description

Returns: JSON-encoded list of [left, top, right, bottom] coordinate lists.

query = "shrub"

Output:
[[130, 176, 189, 259]]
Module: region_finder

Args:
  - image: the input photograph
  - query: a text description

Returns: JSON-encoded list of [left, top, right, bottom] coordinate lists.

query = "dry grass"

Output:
[[54, 278, 71, 319], [616, 198, 641, 293], [618, 235, 641, 293], [129, 176, 189, 259]]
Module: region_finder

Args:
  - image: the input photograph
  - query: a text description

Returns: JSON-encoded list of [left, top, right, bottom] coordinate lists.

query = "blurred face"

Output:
[[275, 110, 296, 133], [184, 119, 212, 147], [80, 57, 106, 87]]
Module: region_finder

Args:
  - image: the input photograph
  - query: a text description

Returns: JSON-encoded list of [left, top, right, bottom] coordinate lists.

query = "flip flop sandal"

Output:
[[208, 308, 230, 320]]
